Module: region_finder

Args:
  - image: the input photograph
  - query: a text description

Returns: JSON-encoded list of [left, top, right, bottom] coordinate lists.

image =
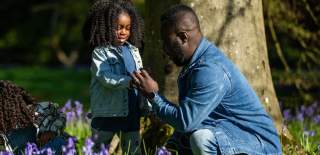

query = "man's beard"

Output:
[[170, 43, 188, 67]]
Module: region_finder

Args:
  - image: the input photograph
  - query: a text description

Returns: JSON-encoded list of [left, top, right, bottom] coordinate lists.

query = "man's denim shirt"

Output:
[[150, 38, 282, 154], [90, 42, 151, 118]]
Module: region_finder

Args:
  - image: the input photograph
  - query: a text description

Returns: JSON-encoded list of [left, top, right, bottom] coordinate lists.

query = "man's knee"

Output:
[[189, 129, 219, 155]]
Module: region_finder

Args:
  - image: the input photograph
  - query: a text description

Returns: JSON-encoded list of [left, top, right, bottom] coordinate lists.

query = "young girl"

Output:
[[82, 0, 149, 154]]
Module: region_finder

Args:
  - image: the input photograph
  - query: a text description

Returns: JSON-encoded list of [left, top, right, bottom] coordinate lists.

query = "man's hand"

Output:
[[131, 69, 159, 99]]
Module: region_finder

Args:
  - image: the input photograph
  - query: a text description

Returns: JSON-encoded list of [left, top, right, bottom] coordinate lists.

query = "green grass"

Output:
[[284, 121, 320, 154], [0, 66, 90, 109]]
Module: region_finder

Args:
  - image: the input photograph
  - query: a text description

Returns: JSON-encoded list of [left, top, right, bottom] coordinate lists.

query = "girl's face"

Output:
[[115, 12, 131, 46]]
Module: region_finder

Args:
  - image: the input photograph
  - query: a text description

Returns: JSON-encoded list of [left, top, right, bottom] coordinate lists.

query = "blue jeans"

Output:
[[189, 129, 219, 155], [6, 126, 66, 155], [168, 128, 278, 155], [166, 129, 219, 155]]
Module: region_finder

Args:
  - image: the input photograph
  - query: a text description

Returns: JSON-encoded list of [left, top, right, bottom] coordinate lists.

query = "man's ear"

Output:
[[177, 31, 189, 44]]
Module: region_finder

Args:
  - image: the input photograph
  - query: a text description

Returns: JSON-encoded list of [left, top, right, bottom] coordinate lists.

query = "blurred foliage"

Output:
[[0, 0, 145, 66], [265, 0, 320, 70], [0, 66, 90, 108], [0, 0, 92, 65], [264, 0, 320, 105]]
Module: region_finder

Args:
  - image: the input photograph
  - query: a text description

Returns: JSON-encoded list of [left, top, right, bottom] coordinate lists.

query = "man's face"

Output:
[[161, 26, 188, 66]]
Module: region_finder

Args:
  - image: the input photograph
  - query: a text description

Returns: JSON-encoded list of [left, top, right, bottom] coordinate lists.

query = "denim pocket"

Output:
[[216, 124, 264, 154], [107, 58, 121, 74]]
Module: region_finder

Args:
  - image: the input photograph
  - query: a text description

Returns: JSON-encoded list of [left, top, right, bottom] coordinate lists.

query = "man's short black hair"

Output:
[[160, 4, 200, 30]]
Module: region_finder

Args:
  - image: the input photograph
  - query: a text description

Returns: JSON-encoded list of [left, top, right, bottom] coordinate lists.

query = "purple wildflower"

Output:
[[66, 111, 76, 122], [318, 144, 320, 152], [25, 143, 39, 155], [40, 148, 53, 155], [25, 143, 33, 155], [47, 148, 53, 155], [0, 151, 14, 155], [62, 137, 77, 155], [313, 115, 320, 124], [282, 109, 292, 121], [74, 100, 83, 118], [82, 138, 95, 155], [61, 100, 72, 113], [156, 146, 171, 155], [99, 144, 109, 155], [305, 102, 317, 117], [296, 111, 304, 122], [67, 137, 76, 149], [303, 130, 316, 137]]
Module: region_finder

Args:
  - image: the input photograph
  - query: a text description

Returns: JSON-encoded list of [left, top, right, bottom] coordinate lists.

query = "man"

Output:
[[132, 4, 282, 155]]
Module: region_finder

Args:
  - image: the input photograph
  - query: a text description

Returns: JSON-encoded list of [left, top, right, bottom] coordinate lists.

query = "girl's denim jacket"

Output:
[[90, 42, 151, 118]]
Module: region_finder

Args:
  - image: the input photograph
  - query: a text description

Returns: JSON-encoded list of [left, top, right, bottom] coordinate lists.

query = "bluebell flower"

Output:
[[0, 151, 14, 155], [305, 104, 315, 117], [62, 137, 77, 155], [46, 148, 53, 155], [25, 143, 33, 155], [40, 148, 53, 155], [282, 109, 291, 121], [313, 115, 320, 124], [61, 100, 72, 113], [25, 142, 39, 155], [74, 101, 83, 118], [303, 130, 315, 137], [296, 112, 304, 122], [156, 146, 171, 155], [67, 137, 75, 149], [99, 144, 109, 155], [82, 138, 96, 155], [66, 111, 76, 122]]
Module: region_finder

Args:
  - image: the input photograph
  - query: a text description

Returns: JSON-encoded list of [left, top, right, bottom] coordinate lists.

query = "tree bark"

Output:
[[144, 0, 284, 135]]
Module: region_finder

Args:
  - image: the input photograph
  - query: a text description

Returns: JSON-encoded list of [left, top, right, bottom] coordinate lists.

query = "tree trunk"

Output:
[[144, 0, 285, 136], [144, 0, 180, 103]]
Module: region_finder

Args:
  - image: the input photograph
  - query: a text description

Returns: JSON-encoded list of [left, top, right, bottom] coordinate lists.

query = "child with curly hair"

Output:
[[82, 0, 150, 154]]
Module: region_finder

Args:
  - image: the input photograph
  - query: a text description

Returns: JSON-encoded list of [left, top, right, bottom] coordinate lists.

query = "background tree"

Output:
[[264, 0, 320, 105], [0, 0, 90, 66]]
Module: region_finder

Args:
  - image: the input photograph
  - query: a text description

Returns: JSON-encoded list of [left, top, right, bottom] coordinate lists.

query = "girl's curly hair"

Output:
[[82, 0, 144, 49], [0, 80, 37, 137]]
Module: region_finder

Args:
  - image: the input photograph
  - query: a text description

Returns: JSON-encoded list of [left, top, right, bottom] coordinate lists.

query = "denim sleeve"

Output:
[[151, 62, 231, 132], [91, 48, 131, 89]]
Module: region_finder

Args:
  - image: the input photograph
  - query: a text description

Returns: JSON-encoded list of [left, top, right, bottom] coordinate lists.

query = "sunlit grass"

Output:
[[0, 66, 90, 109]]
